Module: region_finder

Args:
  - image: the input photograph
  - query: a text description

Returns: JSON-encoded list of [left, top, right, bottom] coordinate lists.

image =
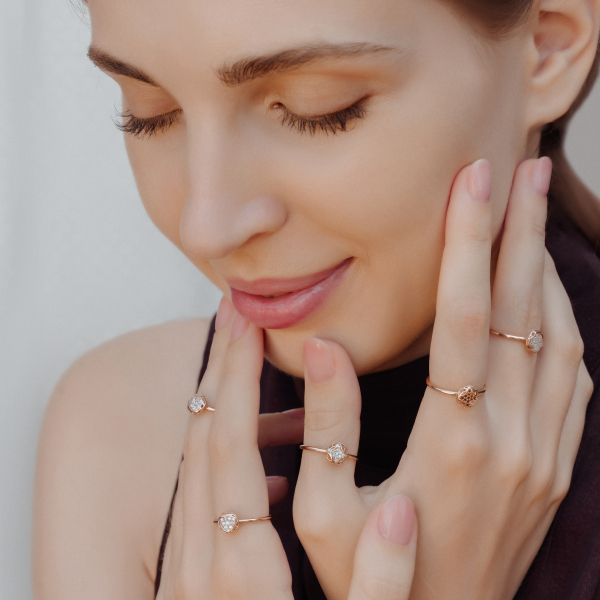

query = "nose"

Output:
[[179, 126, 287, 261]]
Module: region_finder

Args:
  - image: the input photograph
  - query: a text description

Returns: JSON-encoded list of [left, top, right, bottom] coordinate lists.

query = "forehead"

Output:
[[88, 0, 435, 88]]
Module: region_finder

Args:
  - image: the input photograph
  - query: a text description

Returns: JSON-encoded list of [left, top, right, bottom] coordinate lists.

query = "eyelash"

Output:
[[114, 109, 183, 138], [113, 98, 368, 139], [275, 99, 368, 136]]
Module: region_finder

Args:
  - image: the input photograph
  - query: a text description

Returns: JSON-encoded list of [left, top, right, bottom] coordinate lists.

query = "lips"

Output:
[[228, 258, 352, 329]]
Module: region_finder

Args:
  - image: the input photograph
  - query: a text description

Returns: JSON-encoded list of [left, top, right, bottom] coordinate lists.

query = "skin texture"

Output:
[[33, 0, 600, 598], [87, 0, 533, 377]]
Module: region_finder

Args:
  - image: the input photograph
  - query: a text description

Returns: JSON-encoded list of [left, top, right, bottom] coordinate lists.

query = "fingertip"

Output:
[[215, 295, 235, 331], [467, 159, 492, 204], [266, 476, 289, 505], [377, 495, 416, 546], [304, 337, 336, 384], [230, 311, 250, 341]]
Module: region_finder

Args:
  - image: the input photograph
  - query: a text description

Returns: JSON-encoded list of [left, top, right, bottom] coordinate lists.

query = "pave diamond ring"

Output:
[[187, 394, 215, 414], [490, 329, 544, 353], [299, 443, 358, 465], [214, 513, 272, 534], [426, 377, 486, 408]]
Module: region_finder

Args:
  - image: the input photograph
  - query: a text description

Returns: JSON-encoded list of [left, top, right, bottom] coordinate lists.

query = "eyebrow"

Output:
[[87, 42, 399, 88]]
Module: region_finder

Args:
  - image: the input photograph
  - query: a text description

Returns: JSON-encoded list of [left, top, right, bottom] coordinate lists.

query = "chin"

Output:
[[263, 329, 307, 378]]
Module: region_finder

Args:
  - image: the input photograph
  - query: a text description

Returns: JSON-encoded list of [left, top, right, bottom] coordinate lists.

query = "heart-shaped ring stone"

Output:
[[218, 513, 240, 534]]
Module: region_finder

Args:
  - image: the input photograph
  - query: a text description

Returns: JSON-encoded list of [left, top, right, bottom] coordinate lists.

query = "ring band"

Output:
[[490, 329, 544, 353], [187, 394, 215, 414], [425, 377, 486, 408], [214, 512, 272, 534], [299, 443, 358, 465]]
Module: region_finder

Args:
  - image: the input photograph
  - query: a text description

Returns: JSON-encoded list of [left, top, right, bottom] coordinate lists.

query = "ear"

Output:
[[525, 0, 600, 131]]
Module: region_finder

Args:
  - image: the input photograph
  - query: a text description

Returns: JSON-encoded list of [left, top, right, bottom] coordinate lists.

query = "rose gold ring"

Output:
[[214, 513, 272, 534], [187, 394, 215, 414], [490, 329, 544, 353], [425, 376, 486, 408], [299, 443, 358, 465]]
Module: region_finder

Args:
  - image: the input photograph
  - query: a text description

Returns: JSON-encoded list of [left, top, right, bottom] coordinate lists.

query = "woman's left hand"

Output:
[[293, 158, 594, 600]]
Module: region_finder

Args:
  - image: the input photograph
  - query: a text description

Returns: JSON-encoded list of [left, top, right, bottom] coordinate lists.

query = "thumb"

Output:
[[348, 496, 418, 600]]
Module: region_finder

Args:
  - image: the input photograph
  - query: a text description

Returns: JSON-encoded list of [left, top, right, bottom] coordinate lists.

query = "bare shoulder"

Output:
[[33, 318, 212, 600]]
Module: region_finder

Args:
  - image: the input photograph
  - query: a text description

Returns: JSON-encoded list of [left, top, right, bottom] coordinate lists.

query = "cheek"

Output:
[[125, 133, 185, 246]]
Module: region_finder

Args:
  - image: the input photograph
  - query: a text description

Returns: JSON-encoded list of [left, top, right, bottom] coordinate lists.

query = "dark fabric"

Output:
[[155, 217, 600, 599]]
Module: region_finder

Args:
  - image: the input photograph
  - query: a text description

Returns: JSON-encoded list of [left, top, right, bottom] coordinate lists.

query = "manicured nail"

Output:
[[467, 159, 492, 203], [230, 311, 249, 341], [304, 338, 336, 383], [215, 296, 235, 331], [283, 407, 306, 419], [378, 496, 415, 546], [532, 156, 552, 197]]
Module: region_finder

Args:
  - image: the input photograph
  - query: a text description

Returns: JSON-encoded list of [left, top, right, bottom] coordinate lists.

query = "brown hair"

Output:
[[448, 0, 600, 251]]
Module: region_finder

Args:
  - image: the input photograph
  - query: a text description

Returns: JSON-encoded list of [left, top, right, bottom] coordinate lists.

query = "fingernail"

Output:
[[283, 407, 306, 419], [304, 338, 336, 383], [215, 296, 235, 331], [378, 496, 415, 546], [230, 311, 249, 341], [467, 159, 492, 203], [532, 156, 552, 197]]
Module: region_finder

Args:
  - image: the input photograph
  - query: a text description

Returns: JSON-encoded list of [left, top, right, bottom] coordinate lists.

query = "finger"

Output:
[[554, 360, 594, 494], [196, 295, 237, 403], [209, 313, 292, 596], [258, 408, 305, 449], [429, 159, 492, 400], [267, 476, 289, 505], [488, 158, 551, 412], [209, 313, 268, 518], [348, 496, 417, 600], [177, 297, 237, 557], [530, 252, 584, 457], [298, 337, 361, 493]]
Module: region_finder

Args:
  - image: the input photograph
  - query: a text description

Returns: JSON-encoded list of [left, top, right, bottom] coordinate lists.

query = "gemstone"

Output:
[[526, 331, 544, 353], [326, 443, 348, 465], [188, 394, 207, 414], [218, 513, 239, 534], [457, 386, 479, 408]]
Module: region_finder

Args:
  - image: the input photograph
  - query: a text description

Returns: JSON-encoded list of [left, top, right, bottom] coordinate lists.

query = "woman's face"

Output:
[[88, 0, 534, 376]]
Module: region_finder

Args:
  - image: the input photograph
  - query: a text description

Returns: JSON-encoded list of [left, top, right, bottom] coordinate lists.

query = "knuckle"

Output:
[[445, 300, 490, 342], [510, 291, 542, 329], [354, 569, 411, 600], [294, 499, 337, 545], [303, 404, 354, 433], [551, 471, 573, 506], [557, 334, 584, 366], [444, 430, 489, 471], [498, 451, 534, 487], [581, 369, 594, 401], [207, 427, 242, 466], [463, 220, 492, 244]]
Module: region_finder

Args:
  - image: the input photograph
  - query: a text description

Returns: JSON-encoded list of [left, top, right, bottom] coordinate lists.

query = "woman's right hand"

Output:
[[155, 296, 420, 600]]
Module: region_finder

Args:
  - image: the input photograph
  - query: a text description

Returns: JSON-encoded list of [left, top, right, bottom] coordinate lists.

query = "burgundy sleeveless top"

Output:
[[155, 216, 600, 599]]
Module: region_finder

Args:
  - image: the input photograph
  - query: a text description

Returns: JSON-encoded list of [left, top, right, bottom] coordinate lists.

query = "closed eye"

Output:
[[274, 97, 369, 136], [113, 108, 183, 138]]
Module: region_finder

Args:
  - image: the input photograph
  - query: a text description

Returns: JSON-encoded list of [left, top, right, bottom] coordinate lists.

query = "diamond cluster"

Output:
[[457, 386, 479, 408], [526, 331, 544, 353], [188, 394, 207, 414], [218, 513, 239, 534], [326, 443, 349, 465]]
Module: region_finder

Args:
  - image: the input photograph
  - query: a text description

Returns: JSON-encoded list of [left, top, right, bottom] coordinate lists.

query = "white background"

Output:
[[1, 1, 599, 598]]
